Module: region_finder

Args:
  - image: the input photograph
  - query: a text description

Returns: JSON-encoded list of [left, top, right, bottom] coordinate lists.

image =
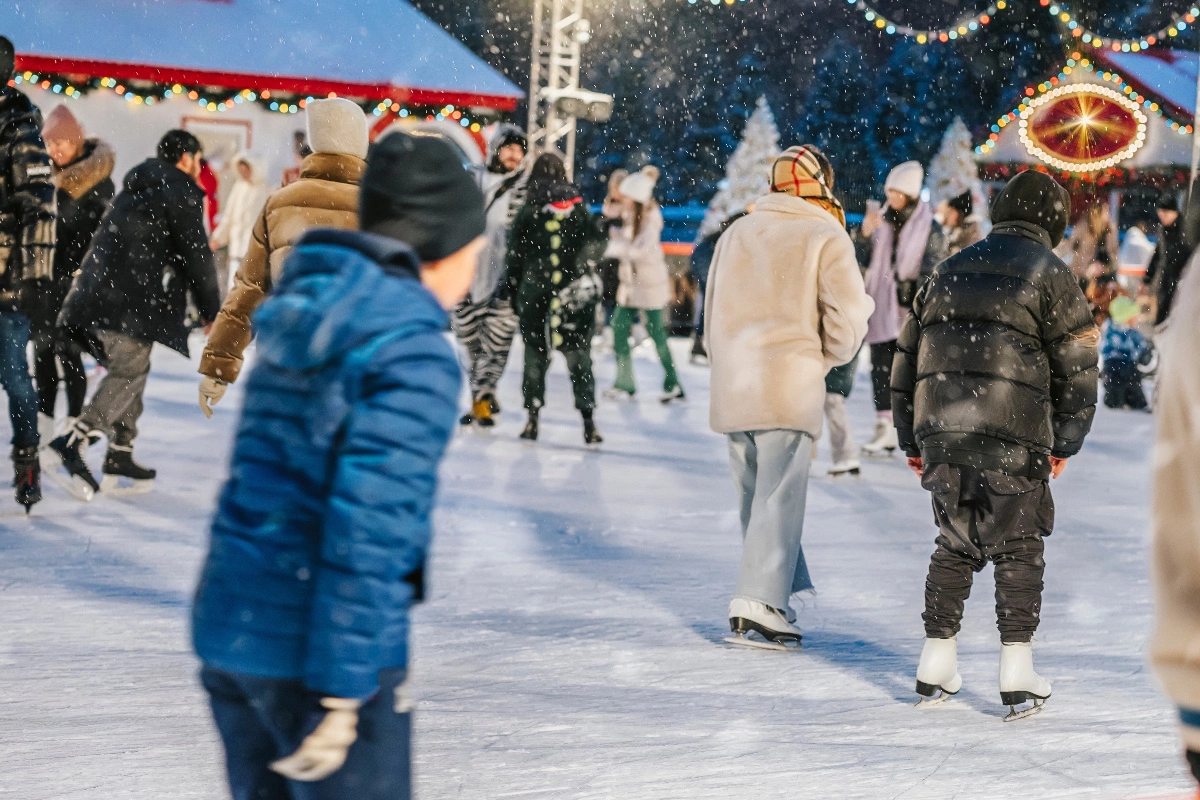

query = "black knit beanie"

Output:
[[990, 171, 1071, 247], [946, 189, 972, 218], [0, 37, 14, 84], [1156, 190, 1179, 212], [359, 131, 486, 263]]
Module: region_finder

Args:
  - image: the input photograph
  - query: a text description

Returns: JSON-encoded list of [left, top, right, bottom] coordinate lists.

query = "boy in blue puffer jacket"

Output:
[[1102, 295, 1150, 410], [192, 131, 484, 800]]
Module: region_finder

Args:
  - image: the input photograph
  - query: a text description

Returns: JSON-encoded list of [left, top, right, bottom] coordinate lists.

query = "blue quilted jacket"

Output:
[[192, 228, 461, 699]]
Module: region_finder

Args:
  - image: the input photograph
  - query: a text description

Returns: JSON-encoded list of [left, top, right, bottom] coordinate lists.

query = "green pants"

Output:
[[611, 306, 680, 395]]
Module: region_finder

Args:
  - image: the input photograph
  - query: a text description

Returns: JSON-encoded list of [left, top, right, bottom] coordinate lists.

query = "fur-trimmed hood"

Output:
[[54, 138, 115, 200]]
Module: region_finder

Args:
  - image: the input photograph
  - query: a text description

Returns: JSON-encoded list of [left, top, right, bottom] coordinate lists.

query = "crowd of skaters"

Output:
[[4, 30, 1200, 798]]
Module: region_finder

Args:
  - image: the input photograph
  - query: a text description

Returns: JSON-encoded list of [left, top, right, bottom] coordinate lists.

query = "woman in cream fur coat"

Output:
[[705, 145, 873, 647]]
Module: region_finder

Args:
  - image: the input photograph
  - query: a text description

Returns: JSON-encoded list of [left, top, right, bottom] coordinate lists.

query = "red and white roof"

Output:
[[7, 0, 523, 111]]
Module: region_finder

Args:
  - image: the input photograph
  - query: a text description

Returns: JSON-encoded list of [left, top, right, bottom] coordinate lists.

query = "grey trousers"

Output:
[[728, 430, 814, 608], [824, 393, 857, 464], [79, 331, 153, 448]]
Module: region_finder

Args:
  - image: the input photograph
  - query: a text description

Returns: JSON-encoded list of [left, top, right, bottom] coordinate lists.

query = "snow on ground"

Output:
[[0, 334, 1195, 800]]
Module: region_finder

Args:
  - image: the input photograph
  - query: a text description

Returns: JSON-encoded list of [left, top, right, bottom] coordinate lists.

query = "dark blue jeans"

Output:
[[201, 666, 411, 800], [0, 310, 38, 448]]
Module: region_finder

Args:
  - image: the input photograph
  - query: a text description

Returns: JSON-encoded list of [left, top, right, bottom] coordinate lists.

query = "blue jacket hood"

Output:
[[253, 228, 447, 371]]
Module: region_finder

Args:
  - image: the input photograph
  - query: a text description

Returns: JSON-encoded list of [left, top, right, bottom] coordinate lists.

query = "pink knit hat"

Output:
[[42, 105, 85, 148]]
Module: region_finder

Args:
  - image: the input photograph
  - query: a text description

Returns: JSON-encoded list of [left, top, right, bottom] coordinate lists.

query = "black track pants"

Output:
[[920, 464, 1055, 644]]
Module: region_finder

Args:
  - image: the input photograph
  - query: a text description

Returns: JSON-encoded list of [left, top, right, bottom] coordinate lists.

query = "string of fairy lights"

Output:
[[6, 70, 490, 131], [684, 0, 1200, 51]]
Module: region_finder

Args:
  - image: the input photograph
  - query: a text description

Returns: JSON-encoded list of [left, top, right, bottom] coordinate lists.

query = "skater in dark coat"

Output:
[[37, 105, 115, 435], [504, 152, 605, 444], [193, 131, 485, 800], [50, 129, 219, 499], [0, 37, 57, 511], [893, 171, 1098, 715], [1143, 191, 1192, 326]]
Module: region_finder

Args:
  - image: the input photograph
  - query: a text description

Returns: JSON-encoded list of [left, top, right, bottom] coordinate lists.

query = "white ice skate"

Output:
[[828, 459, 861, 477], [724, 598, 802, 652], [861, 420, 898, 457], [914, 637, 962, 706], [999, 642, 1051, 721]]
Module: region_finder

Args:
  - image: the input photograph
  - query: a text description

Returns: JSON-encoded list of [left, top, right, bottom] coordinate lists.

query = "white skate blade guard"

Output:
[[100, 474, 154, 496], [45, 462, 94, 503]]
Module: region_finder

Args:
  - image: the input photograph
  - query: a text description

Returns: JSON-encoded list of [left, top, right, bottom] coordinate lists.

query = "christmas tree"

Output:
[[697, 96, 781, 239], [927, 117, 988, 224]]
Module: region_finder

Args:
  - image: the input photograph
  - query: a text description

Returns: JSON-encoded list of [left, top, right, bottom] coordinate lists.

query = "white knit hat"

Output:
[[621, 165, 660, 204], [885, 160, 924, 199], [306, 98, 369, 160]]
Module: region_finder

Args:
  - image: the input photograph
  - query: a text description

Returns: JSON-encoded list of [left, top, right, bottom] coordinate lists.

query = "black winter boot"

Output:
[[582, 411, 603, 445], [12, 445, 41, 512], [519, 413, 539, 442], [101, 444, 157, 495]]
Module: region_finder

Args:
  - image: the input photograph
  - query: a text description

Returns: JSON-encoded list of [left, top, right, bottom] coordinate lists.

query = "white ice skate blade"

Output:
[[100, 474, 154, 496], [724, 633, 801, 652], [602, 389, 637, 402], [1003, 699, 1047, 722], [43, 452, 95, 503]]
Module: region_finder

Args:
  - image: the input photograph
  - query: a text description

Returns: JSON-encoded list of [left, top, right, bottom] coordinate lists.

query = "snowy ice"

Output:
[[1, 335, 1195, 799]]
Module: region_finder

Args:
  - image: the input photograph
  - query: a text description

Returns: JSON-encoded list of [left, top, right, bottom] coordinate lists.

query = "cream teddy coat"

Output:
[[704, 193, 874, 435]]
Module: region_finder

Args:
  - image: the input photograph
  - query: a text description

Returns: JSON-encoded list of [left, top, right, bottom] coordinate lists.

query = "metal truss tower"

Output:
[[527, 0, 589, 176]]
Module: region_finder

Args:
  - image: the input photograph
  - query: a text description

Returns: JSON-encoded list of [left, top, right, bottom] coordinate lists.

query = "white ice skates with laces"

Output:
[[999, 642, 1051, 721], [725, 598, 802, 651], [861, 420, 898, 456], [914, 637, 962, 706]]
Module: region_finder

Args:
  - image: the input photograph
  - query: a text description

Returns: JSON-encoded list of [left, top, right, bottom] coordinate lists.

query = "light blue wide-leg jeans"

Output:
[[728, 429, 814, 608]]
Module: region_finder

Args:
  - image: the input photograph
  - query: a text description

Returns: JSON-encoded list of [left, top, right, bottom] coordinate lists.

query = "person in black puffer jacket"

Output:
[[892, 171, 1098, 714], [37, 105, 115, 437], [51, 130, 219, 499]]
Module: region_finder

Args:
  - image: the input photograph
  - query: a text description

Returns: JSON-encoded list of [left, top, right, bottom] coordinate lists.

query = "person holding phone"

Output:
[[859, 161, 945, 457]]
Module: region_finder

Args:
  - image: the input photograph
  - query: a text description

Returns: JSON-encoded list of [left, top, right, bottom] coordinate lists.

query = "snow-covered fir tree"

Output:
[[697, 96, 780, 239], [928, 117, 986, 218], [799, 37, 874, 210]]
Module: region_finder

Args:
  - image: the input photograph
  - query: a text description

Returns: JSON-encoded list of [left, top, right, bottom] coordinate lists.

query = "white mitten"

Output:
[[198, 377, 228, 418], [270, 697, 361, 782]]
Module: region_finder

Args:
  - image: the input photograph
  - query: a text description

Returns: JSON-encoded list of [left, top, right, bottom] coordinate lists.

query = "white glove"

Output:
[[270, 697, 361, 782], [198, 377, 227, 418]]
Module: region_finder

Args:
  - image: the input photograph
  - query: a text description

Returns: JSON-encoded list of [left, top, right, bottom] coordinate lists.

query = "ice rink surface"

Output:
[[1, 335, 1195, 800]]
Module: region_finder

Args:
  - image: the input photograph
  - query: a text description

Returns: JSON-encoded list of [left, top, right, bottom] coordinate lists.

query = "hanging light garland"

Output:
[[1043, 0, 1200, 51], [977, 55, 1191, 164], [7, 70, 486, 132], [842, 0, 1009, 42]]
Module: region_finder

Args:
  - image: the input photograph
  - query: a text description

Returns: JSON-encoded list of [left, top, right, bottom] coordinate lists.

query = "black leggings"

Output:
[[869, 340, 897, 413], [32, 332, 87, 418]]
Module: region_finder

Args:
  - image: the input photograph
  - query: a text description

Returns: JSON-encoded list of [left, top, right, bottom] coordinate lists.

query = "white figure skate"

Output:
[[999, 642, 1051, 721], [861, 420, 898, 457], [725, 598, 802, 652], [914, 637, 962, 707]]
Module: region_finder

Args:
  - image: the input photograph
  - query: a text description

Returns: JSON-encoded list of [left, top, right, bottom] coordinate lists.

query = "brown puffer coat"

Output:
[[198, 152, 365, 382]]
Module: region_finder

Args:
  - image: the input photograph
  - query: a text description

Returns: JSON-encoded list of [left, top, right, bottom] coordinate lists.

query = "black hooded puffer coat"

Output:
[[891, 172, 1099, 480], [59, 157, 219, 356]]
